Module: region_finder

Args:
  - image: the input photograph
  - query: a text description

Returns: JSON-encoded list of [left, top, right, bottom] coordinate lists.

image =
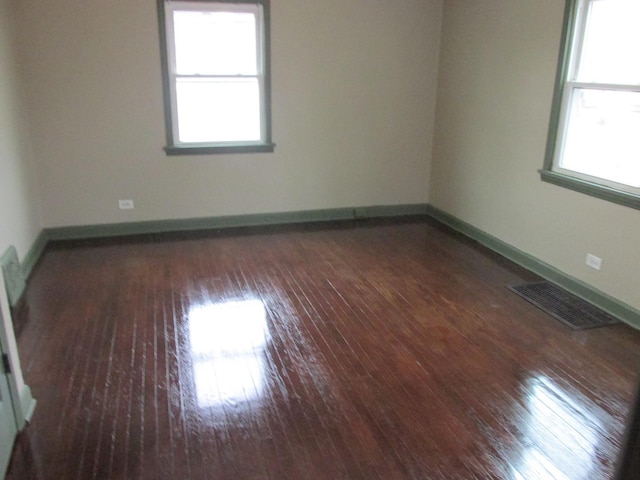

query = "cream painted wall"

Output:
[[0, 0, 41, 261], [12, 0, 442, 228], [431, 0, 640, 311]]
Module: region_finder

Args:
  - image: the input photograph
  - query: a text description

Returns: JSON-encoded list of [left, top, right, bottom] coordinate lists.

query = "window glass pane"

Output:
[[560, 88, 640, 187], [176, 78, 261, 143], [577, 0, 640, 84], [173, 10, 257, 75]]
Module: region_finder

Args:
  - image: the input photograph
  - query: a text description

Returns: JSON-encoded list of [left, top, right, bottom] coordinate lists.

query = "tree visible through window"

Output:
[[158, 0, 274, 155], [542, 0, 640, 209]]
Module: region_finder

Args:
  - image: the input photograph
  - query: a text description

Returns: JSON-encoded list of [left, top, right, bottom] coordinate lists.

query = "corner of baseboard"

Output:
[[21, 230, 49, 280], [425, 204, 640, 330]]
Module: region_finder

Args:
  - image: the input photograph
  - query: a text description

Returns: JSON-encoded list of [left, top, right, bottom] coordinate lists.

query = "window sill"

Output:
[[540, 169, 640, 210], [164, 143, 276, 156]]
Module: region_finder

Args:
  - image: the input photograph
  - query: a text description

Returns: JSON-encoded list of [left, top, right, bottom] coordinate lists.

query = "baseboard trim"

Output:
[[18, 385, 36, 428], [45, 204, 431, 241], [425, 205, 640, 330], [20, 204, 640, 330], [21, 230, 48, 280]]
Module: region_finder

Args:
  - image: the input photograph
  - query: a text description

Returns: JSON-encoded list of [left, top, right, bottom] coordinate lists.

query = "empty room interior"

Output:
[[1, 0, 640, 479]]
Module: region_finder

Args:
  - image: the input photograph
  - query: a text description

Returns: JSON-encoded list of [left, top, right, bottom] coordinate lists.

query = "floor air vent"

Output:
[[508, 281, 619, 330]]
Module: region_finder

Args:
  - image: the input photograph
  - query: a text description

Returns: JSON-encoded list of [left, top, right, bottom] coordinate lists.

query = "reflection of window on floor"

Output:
[[188, 299, 269, 408], [512, 376, 600, 480]]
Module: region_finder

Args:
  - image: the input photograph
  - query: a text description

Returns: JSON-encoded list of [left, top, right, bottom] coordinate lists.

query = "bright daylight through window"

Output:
[[542, 0, 640, 208], [158, 0, 273, 154]]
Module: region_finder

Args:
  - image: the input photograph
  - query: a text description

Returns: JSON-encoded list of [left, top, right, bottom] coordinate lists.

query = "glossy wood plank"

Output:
[[6, 218, 640, 479]]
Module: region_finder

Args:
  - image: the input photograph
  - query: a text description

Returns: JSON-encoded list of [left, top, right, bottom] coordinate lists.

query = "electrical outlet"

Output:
[[118, 199, 135, 210], [586, 253, 602, 271]]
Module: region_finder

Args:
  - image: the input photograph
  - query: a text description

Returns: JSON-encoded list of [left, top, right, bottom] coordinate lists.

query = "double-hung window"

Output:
[[542, 0, 640, 208], [158, 0, 274, 155]]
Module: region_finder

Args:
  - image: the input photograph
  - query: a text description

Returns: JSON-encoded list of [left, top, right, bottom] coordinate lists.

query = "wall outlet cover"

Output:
[[586, 253, 602, 271], [118, 200, 135, 210]]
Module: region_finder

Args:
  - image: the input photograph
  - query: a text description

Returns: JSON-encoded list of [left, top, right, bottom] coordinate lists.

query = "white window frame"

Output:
[[157, 0, 274, 155], [542, 0, 640, 209]]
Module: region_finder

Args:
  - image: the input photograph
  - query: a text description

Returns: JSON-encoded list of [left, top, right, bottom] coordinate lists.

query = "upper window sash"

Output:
[[572, 0, 640, 85], [165, 2, 263, 77], [566, 0, 589, 82]]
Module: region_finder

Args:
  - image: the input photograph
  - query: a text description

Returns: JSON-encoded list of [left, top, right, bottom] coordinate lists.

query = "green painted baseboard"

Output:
[[4, 204, 430, 303], [21, 231, 48, 280], [17, 202, 639, 331], [425, 205, 640, 330], [44, 204, 431, 241]]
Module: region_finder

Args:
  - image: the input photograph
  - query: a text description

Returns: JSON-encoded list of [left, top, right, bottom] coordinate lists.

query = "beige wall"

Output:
[[13, 0, 442, 228], [0, 0, 41, 260], [431, 0, 640, 311]]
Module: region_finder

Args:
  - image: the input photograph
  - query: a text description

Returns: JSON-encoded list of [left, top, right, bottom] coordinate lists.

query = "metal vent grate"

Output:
[[508, 281, 619, 330]]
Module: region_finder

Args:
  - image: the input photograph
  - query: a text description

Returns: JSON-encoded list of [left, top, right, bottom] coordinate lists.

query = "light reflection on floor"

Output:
[[188, 299, 269, 408], [512, 376, 601, 480]]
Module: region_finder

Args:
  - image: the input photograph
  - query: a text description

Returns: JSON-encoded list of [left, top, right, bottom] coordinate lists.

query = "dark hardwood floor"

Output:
[[6, 217, 640, 479]]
